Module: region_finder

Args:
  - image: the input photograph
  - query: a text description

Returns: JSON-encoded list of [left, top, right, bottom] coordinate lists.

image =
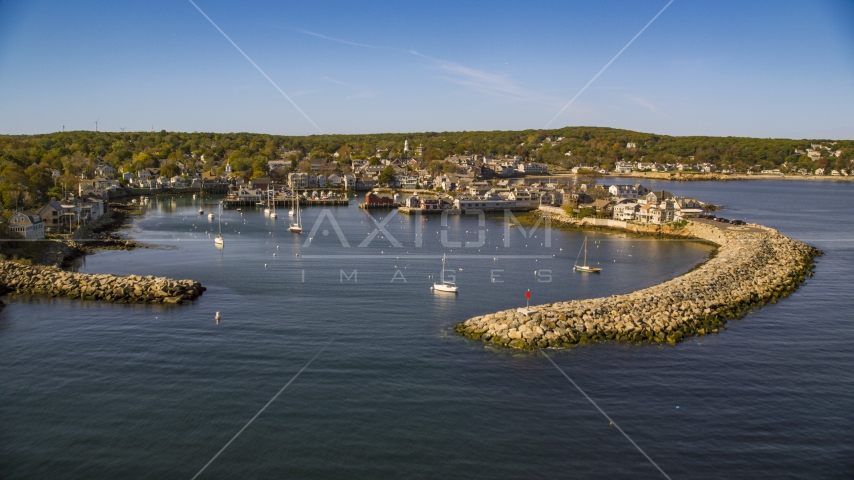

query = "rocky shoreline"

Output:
[[0, 261, 205, 304], [454, 217, 819, 349], [0, 201, 204, 307]]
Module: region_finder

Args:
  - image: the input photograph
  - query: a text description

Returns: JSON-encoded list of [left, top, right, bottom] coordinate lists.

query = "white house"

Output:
[[614, 162, 633, 174], [517, 162, 549, 174], [672, 197, 704, 218], [608, 184, 640, 201], [236, 188, 264, 202], [508, 188, 540, 208], [612, 203, 640, 221]]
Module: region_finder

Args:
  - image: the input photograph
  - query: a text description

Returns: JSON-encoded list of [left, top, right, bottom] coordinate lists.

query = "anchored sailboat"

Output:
[[269, 187, 277, 219], [574, 237, 601, 273], [288, 193, 302, 233], [214, 202, 224, 246], [432, 254, 458, 293], [198, 181, 204, 215]]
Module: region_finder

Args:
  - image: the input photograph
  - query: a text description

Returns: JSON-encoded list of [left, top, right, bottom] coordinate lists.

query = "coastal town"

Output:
[[2, 127, 852, 240], [4, 139, 728, 240], [3, 2, 853, 477]]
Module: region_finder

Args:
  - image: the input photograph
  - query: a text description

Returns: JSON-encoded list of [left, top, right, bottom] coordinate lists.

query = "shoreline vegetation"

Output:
[[1, 128, 851, 220], [454, 209, 820, 350], [0, 198, 204, 308], [1, 202, 144, 268]]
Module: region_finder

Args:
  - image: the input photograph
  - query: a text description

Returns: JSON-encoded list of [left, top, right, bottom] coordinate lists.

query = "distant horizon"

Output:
[[1, 1, 852, 138], [3, 126, 850, 143]]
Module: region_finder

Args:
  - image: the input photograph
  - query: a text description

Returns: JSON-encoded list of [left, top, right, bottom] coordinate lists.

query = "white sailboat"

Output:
[[288, 193, 302, 233], [214, 202, 224, 246], [198, 182, 204, 215], [574, 236, 601, 273], [288, 190, 295, 217], [269, 187, 277, 219], [432, 254, 458, 293]]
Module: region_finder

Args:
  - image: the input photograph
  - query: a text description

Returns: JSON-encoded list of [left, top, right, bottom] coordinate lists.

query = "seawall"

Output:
[[0, 261, 205, 304], [454, 210, 818, 349]]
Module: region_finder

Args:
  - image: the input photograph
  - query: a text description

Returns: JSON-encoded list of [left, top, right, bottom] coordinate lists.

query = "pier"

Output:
[[398, 207, 462, 215], [359, 202, 403, 210], [222, 198, 349, 208]]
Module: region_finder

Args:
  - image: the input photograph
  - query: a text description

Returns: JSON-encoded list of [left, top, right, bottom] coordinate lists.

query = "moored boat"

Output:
[[574, 237, 601, 273]]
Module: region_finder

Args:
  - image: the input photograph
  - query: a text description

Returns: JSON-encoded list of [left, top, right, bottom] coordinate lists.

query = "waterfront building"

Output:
[[399, 176, 419, 189], [454, 198, 515, 211], [7, 211, 45, 239], [235, 187, 264, 202], [288, 172, 309, 189], [342, 174, 356, 190], [365, 192, 395, 205], [420, 199, 442, 210], [636, 201, 676, 225], [37, 201, 73, 232], [326, 174, 342, 186], [613, 202, 640, 221], [508, 189, 540, 209], [614, 162, 633, 174], [608, 184, 640, 201], [641, 190, 674, 205], [517, 162, 549, 175]]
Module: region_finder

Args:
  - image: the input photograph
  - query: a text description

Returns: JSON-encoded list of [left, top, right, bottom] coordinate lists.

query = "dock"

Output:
[[223, 198, 349, 208], [398, 207, 461, 215], [359, 203, 403, 210]]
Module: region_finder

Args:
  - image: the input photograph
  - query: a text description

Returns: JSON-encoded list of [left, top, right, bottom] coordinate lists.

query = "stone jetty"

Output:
[[0, 261, 205, 304], [454, 219, 818, 349]]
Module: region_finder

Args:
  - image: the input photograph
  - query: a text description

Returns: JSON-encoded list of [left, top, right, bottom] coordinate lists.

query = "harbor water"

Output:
[[1, 180, 852, 479]]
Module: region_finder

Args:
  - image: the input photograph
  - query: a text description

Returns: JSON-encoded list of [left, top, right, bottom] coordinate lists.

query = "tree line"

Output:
[[1, 127, 851, 212]]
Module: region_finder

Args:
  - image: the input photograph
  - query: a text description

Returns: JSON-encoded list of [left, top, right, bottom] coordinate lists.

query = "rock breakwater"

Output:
[[454, 220, 818, 349], [0, 261, 205, 304]]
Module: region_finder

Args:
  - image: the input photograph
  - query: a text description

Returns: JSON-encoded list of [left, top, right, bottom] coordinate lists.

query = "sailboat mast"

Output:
[[583, 238, 587, 266]]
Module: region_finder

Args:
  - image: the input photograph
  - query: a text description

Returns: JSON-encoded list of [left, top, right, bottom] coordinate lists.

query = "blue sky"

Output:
[[0, 0, 852, 138]]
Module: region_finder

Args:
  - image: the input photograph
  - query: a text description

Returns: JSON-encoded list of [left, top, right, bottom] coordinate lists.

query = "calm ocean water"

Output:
[[1, 180, 852, 479]]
